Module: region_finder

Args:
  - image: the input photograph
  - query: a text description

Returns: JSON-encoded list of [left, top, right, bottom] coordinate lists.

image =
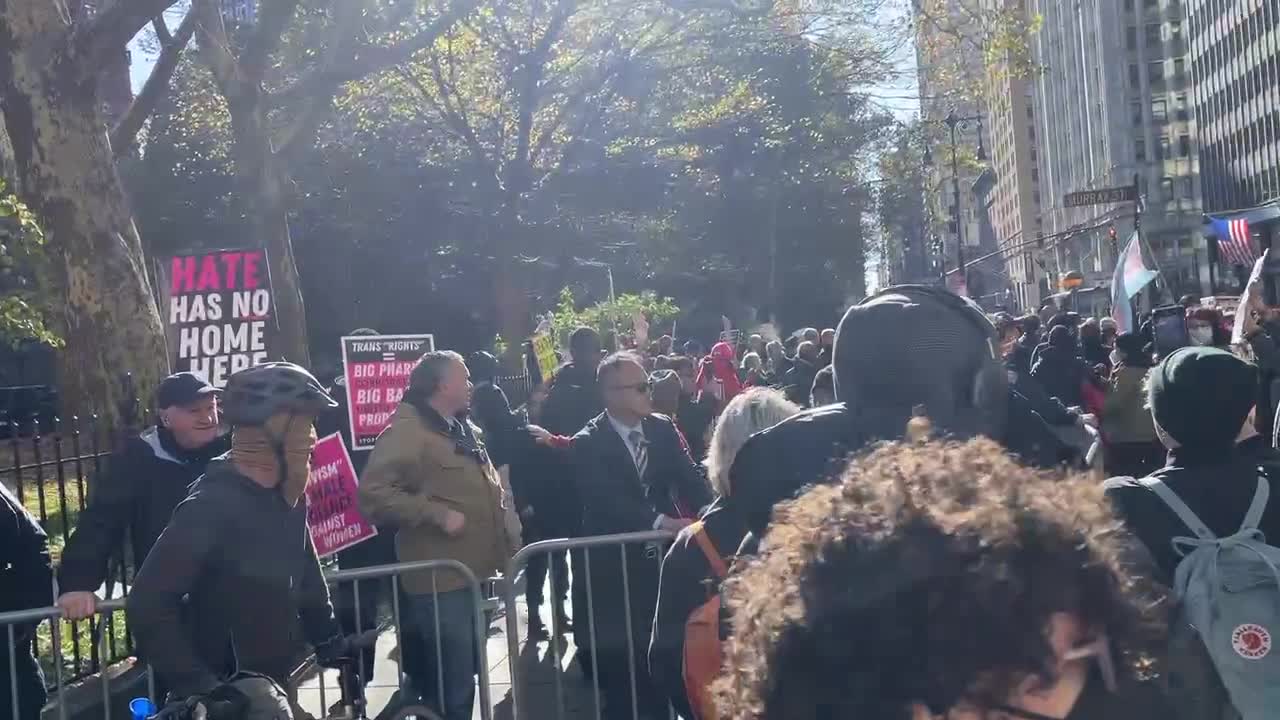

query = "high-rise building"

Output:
[[982, 4, 1045, 311], [1185, 0, 1280, 264], [1028, 0, 1209, 301], [914, 0, 1010, 306]]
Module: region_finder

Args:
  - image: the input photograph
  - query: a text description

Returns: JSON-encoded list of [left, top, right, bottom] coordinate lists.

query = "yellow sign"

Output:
[[532, 333, 558, 383]]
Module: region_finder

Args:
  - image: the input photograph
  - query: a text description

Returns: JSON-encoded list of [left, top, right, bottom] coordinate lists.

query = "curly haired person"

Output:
[[714, 438, 1172, 720]]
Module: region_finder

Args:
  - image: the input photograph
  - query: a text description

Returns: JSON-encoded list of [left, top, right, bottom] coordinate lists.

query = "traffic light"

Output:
[[1108, 225, 1118, 246]]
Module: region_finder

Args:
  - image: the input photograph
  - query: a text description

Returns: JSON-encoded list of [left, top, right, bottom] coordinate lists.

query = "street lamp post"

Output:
[[941, 109, 986, 290]]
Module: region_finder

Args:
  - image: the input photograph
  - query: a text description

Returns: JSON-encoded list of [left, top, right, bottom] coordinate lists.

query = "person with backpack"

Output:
[[1104, 346, 1278, 719], [648, 388, 801, 719], [715, 439, 1173, 720]]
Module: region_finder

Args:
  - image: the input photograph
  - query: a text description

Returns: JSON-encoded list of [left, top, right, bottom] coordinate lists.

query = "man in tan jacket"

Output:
[[359, 350, 521, 720]]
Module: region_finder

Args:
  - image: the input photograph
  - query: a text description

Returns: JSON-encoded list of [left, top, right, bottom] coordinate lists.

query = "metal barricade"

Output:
[[0, 559, 493, 720], [502, 531, 675, 720]]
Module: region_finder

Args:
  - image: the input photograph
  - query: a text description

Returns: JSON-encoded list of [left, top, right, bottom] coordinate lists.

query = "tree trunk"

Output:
[[0, 0, 169, 425], [227, 92, 311, 367]]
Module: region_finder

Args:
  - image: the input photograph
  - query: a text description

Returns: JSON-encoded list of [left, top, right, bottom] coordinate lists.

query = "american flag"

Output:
[[1210, 216, 1257, 266]]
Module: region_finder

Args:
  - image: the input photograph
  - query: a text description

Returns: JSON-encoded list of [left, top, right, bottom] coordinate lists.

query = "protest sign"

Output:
[[341, 334, 435, 450], [305, 433, 377, 557], [157, 248, 277, 387], [532, 332, 558, 383]]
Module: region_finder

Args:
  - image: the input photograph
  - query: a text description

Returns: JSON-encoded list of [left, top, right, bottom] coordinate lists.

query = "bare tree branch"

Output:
[[152, 15, 173, 44], [269, 0, 482, 108], [241, 0, 302, 84], [110, 7, 200, 156], [192, 0, 239, 94], [276, 0, 369, 160], [76, 0, 182, 68]]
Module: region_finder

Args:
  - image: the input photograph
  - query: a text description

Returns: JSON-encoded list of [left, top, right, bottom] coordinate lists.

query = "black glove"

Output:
[[314, 633, 350, 669], [198, 682, 251, 720]]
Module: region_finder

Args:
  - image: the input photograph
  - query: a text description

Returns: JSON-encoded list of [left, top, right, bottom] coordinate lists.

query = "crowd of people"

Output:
[[5, 282, 1280, 720]]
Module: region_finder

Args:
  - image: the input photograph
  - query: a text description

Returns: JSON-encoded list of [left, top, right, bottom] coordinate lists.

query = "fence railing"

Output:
[[502, 530, 677, 720], [1, 559, 492, 720], [1, 414, 137, 687]]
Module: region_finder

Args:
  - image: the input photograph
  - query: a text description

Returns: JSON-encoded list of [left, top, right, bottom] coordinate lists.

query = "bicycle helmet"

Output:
[[222, 362, 337, 427]]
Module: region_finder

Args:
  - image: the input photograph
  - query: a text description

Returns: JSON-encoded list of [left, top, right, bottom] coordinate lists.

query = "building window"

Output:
[[1144, 0, 1157, 7], [1126, 26, 1138, 50], [1132, 102, 1144, 126], [1152, 98, 1168, 122], [1124, 0, 1135, 10], [1178, 134, 1191, 157], [1160, 177, 1174, 198], [1175, 93, 1189, 121], [1174, 58, 1186, 77], [1180, 177, 1195, 199], [1136, 139, 1147, 160], [1129, 64, 1141, 87], [1158, 134, 1170, 159], [1145, 23, 1161, 46], [1148, 61, 1164, 83]]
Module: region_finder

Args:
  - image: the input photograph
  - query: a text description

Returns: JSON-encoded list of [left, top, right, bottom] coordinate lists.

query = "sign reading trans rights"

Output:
[[157, 249, 278, 387], [341, 334, 435, 450]]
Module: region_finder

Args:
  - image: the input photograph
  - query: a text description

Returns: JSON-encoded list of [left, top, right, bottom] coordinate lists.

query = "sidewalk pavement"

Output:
[[294, 589, 607, 720]]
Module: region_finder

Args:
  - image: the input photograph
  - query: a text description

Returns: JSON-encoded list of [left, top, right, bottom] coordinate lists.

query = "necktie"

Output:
[[629, 429, 648, 478]]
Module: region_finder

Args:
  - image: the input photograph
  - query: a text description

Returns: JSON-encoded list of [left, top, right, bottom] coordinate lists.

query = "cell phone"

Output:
[[1152, 305, 1189, 357]]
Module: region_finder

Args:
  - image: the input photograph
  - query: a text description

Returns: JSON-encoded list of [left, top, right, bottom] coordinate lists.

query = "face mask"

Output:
[[230, 414, 318, 506], [1189, 327, 1214, 346]]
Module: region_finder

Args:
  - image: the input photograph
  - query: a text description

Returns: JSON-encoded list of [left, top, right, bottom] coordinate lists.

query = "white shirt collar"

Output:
[[607, 411, 645, 442]]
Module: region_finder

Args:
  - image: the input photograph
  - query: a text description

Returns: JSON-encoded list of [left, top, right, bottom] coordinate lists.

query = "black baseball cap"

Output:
[[156, 372, 219, 409]]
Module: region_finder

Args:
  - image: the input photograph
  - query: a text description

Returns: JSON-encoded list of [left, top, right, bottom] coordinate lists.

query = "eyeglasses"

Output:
[[989, 635, 1116, 720], [611, 381, 651, 395]]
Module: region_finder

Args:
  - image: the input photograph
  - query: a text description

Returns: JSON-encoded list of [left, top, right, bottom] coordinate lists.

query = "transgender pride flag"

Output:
[[1110, 230, 1159, 334]]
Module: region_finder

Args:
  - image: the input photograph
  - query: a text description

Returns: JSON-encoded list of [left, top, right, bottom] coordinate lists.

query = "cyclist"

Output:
[[127, 363, 350, 717]]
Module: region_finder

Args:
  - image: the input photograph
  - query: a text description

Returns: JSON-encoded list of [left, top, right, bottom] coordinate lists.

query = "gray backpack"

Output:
[[1142, 475, 1280, 720]]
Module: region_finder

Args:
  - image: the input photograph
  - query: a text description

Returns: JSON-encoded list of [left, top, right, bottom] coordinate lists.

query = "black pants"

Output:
[[595, 651, 669, 720], [526, 549, 569, 614], [0, 636, 44, 720], [336, 576, 385, 692]]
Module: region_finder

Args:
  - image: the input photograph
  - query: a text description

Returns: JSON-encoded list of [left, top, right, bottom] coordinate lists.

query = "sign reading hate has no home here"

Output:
[[157, 249, 278, 387], [341, 334, 435, 450]]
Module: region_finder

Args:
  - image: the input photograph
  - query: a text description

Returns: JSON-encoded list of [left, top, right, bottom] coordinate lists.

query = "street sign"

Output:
[[1063, 185, 1138, 207]]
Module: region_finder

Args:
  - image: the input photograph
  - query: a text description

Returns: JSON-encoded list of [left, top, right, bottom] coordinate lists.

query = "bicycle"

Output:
[[318, 629, 440, 720]]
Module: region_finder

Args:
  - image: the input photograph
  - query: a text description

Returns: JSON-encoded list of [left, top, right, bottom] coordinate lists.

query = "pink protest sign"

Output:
[[305, 433, 378, 557]]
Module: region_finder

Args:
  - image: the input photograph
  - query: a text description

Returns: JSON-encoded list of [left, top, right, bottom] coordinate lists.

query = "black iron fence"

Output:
[[2, 411, 137, 687]]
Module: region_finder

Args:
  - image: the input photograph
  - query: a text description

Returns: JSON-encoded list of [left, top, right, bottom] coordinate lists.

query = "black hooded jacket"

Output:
[[127, 458, 340, 696], [58, 427, 229, 594], [1031, 344, 1089, 407], [540, 362, 602, 436]]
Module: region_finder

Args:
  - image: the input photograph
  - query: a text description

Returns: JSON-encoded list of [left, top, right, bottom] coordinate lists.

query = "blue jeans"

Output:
[[405, 589, 479, 720]]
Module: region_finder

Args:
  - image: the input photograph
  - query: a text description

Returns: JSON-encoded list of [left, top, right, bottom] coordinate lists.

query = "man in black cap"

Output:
[[1104, 347, 1274, 581], [727, 285, 1077, 549], [57, 372, 228, 623]]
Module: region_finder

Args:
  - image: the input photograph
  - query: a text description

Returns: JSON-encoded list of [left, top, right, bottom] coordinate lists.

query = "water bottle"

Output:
[[129, 697, 157, 720]]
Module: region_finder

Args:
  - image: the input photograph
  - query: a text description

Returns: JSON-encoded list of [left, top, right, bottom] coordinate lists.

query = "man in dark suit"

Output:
[[570, 352, 711, 720]]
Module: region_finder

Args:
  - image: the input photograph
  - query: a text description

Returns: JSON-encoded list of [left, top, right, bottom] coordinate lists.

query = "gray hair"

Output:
[[597, 351, 645, 384], [408, 350, 466, 397], [705, 387, 802, 497]]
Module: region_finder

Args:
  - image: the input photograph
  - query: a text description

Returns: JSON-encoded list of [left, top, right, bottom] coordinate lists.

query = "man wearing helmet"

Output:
[[127, 363, 349, 718]]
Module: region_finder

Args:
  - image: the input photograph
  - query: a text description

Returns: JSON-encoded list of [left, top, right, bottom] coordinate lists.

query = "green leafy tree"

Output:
[[0, 179, 59, 348], [551, 288, 680, 344]]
